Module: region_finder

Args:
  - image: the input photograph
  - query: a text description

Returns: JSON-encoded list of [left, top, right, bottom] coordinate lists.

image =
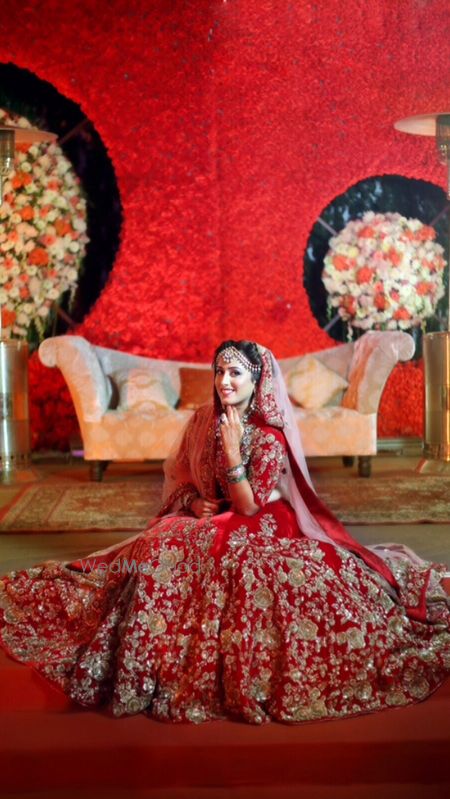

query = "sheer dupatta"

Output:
[[251, 348, 400, 592]]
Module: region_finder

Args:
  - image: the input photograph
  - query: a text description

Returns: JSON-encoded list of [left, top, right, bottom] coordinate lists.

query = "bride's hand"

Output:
[[190, 497, 220, 519], [220, 406, 244, 461]]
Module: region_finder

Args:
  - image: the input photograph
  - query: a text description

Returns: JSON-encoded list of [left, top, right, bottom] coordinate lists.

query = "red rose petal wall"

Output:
[[1, 0, 449, 447]]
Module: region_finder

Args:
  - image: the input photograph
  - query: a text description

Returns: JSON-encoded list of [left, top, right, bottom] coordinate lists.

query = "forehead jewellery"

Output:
[[216, 346, 260, 375]]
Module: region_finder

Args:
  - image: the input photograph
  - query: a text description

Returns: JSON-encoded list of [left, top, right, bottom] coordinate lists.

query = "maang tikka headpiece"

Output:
[[216, 346, 260, 375]]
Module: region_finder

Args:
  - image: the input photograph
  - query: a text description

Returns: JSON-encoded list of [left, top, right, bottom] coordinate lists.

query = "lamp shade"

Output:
[[394, 113, 450, 137], [0, 125, 57, 145]]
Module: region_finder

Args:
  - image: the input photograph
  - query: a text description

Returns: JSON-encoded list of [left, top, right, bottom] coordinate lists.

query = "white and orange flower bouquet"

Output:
[[0, 108, 88, 340], [322, 211, 446, 332]]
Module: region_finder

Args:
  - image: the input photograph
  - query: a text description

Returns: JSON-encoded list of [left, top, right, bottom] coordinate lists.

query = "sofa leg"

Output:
[[358, 456, 372, 478], [342, 456, 355, 468], [89, 460, 109, 482]]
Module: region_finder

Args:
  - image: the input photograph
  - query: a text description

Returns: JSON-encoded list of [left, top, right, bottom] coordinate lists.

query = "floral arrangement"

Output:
[[0, 108, 88, 339], [322, 212, 446, 332]]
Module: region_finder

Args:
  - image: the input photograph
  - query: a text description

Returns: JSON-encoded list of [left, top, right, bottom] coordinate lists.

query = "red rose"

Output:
[[333, 255, 354, 271], [387, 248, 402, 266], [393, 307, 411, 320], [416, 281, 433, 296], [356, 266, 374, 284]]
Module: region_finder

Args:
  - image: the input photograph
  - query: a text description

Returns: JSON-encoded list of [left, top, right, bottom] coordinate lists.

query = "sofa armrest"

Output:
[[39, 335, 113, 423], [341, 331, 415, 414]]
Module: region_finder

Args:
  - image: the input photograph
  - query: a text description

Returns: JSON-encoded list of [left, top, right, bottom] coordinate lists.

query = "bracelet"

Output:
[[181, 488, 199, 512], [226, 463, 245, 477], [227, 471, 247, 484]]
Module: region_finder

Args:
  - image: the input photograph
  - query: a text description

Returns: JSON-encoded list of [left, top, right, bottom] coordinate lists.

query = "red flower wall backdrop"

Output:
[[1, 0, 450, 447]]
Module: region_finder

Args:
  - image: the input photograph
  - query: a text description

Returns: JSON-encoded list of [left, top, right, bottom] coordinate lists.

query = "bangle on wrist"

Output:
[[227, 471, 247, 484], [181, 489, 199, 512], [226, 463, 245, 478]]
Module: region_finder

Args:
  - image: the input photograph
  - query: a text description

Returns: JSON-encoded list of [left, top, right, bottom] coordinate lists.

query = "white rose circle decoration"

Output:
[[0, 108, 88, 339], [322, 211, 446, 332]]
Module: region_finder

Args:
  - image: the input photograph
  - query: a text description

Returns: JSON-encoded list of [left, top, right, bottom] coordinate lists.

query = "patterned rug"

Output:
[[0, 480, 164, 533], [315, 474, 450, 525], [0, 473, 449, 533]]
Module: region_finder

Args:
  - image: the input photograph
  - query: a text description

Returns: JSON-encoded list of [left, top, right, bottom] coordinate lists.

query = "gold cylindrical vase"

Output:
[[422, 331, 450, 461], [0, 339, 30, 478]]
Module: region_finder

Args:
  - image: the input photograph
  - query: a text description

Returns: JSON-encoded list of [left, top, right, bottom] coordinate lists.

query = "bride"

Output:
[[0, 340, 449, 724]]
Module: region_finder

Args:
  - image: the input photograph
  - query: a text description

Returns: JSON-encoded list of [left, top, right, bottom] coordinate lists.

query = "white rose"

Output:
[[8, 286, 19, 299], [57, 160, 70, 175], [28, 277, 41, 296], [21, 161, 32, 173], [37, 305, 50, 317], [38, 154, 51, 170], [0, 290, 8, 303], [73, 217, 87, 232], [41, 191, 57, 204]]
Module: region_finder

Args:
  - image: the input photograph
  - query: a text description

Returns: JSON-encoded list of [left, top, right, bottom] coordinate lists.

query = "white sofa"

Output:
[[38, 331, 415, 479]]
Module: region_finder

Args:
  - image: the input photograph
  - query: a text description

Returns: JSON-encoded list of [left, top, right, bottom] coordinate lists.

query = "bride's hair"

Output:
[[213, 340, 262, 382]]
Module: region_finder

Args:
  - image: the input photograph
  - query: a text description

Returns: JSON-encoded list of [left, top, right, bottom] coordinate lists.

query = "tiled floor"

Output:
[[1, 452, 449, 573]]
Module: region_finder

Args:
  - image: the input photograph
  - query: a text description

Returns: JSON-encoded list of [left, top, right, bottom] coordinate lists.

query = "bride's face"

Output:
[[214, 355, 255, 413]]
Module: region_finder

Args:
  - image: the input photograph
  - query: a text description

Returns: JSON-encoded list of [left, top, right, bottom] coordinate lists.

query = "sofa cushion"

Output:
[[112, 369, 171, 412], [178, 367, 213, 409], [286, 356, 348, 409]]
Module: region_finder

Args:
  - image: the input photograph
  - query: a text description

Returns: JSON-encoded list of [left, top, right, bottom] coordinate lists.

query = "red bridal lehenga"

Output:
[[0, 348, 449, 724]]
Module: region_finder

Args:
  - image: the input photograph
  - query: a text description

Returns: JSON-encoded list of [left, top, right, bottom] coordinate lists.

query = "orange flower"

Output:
[[28, 247, 49, 267], [393, 307, 411, 320], [40, 235, 57, 247], [333, 255, 354, 271], [19, 206, 34, 221], [1, 308, 16, 326], [55, 219, 72, 236], [19, 287, 30, 299], [356, 266, 374, 284], [342, 295, 357, 315], [416, 281, 433, 295], [374, 293, 388, 310], [11, 172, 32, 189], [415, 225, 434, 241], [387, 248, 402, 266], [358, 226, 375, 238]]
